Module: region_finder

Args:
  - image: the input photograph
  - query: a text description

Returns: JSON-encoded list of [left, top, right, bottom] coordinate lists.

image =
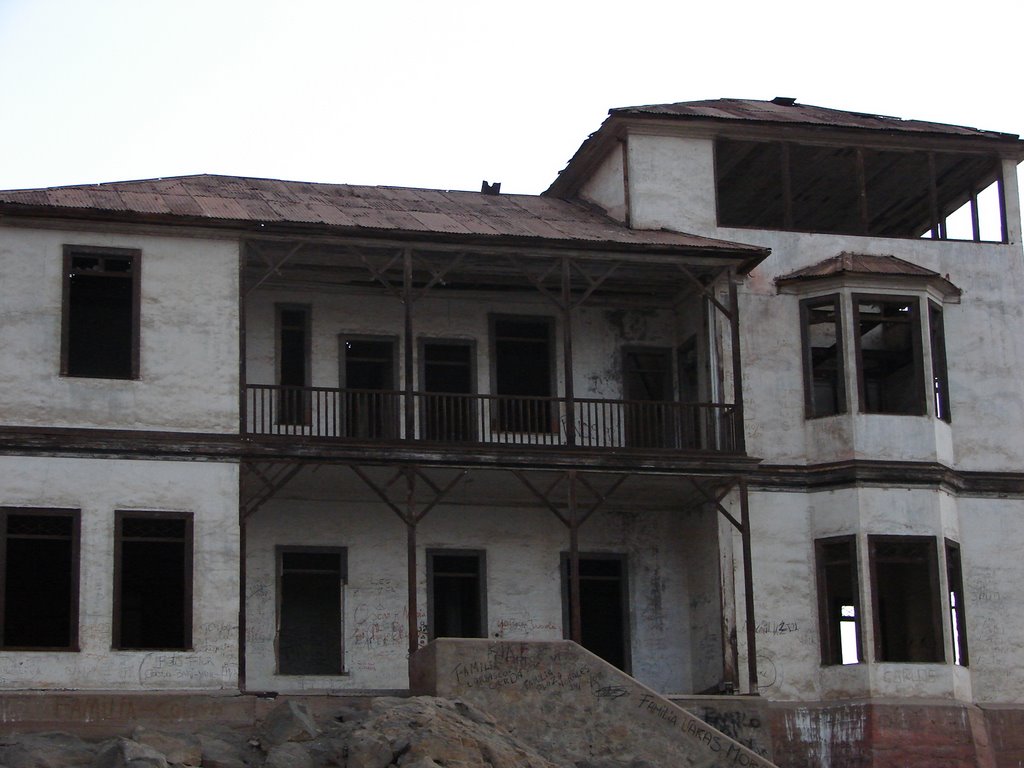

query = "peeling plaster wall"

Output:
[[0, 226, 240, 433], [0, 455, 239, 690], [244, 494, 717, 695], [578, 145, 627, 223]]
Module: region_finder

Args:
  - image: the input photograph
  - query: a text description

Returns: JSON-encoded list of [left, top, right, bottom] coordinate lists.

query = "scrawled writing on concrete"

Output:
[[452, 645, 595, 692], [636, 694, 763, 765], [698, 707, 770, 758]]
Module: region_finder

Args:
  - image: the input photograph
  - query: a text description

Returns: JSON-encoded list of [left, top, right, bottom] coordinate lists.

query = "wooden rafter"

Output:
[[240, 461, 306, 518]]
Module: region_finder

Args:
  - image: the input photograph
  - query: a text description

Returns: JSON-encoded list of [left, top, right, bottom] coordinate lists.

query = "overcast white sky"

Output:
[[0, 0, 1021, 196]]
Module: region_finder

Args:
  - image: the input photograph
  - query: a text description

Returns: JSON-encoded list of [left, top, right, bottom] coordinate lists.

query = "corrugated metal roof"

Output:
[[777, 252, 938, 281], [611, 98, 1020, 140], [0, 174, 765, 256], [776, 253, 961, 297]]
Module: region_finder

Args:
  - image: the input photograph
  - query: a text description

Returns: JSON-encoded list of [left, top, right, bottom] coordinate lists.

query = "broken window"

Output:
[[491, 316, 554, 432], [815, 537, 861, 665], [853, 296, 925, 415], [869, 536, 943, 663], [340, 336, 398, 438], [929, 303, 952, 423], [0, 508, 79, 650], [277, 548, 345, 675], [427, 550, 486, 639], [716, 139, 1007, 241], [62, 246, 140, 379], [800, 296, 846, 418], [277, 305, 311, 426], [562, 554, 630, 672], [114, 513, 192, 650], [945, 540, 969, 666], [420, 340, 476, 442]]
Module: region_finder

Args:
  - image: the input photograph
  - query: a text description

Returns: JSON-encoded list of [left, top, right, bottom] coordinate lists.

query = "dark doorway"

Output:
[[428, 551, 486, 639], [421, 340, 476, 441], [562, 553, 630, 672], [623, 347, 674, 448], [277, 306, 310, 425], [278, 548, 346, 675], [340, 337, 398, 438], [491, 316, 554, 433]]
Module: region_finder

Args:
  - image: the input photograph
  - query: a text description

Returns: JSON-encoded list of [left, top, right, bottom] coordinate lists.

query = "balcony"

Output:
[[245, 385, 741, 454]]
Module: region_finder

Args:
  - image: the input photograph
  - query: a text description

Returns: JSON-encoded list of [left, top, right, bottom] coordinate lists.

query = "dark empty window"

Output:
[[854, 297, 925, 415], [421, 341, 476, 442], [869, 536, 943, 663], [716, 139, 1006, 242], [815, 537, 861, 665], [62, 246, 140, 379], [428, 550, 486, 639], [492, 316, 554, 432], [341, 337, 398, 438], [114, 513, 192, 650], [277, 306, 310, 426], [278, 548, 345, 675], [0, 509, 79, 650], [946, 540, 968, 666], [929, 303, 952, 423], [801, 296, 846, 418]]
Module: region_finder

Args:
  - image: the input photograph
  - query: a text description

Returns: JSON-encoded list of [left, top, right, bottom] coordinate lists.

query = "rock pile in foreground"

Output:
[[0, 696, 637, 768]]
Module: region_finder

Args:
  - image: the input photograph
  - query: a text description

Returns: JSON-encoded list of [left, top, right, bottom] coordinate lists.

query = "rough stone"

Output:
[[91, 738, 168, 768], [264, 742, 313, 768], [0, 732, 97, 768], [130, 729, 200, 767], [196, 736, 246, 768], [258, 700, 319, 746]]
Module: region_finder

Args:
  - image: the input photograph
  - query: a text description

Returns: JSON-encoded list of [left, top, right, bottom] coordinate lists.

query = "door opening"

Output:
[[562, 553, 630, 672]]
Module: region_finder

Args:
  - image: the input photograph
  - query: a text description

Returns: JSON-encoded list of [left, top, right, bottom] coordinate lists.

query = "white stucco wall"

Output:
[[0, 455, 239, 690], [0, 225, 240, 433], [578, 144, 627, 223], [244, 484, 720, 694], [620, 131, 1024, 473]]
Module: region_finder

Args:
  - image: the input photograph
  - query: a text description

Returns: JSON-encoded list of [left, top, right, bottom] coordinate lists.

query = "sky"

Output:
[[0, 0, 1021, 197]]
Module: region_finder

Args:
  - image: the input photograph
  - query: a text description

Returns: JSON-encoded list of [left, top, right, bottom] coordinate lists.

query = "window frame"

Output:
[[488, 314, 557, 434], [814, 535, 862, 666], [852, 294, 926, 416], [929, 302, 952, 423], [945, 539, 969, 667], [426, 548, 487, 641], [275, 304, 312, 427], [61, 245, 141, 380], [0, 507, 81, 651], [868, 534, 944, 663], [800, 294, 847, 418], [276, 545, 347, 676], [112, 510, 194, 651]]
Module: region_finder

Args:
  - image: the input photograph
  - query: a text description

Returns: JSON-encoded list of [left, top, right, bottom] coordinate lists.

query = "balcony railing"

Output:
[[246, 385, 741, 453]]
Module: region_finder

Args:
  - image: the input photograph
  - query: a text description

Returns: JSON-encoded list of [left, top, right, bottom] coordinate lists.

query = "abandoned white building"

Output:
[[0, 98, 1023, 767]]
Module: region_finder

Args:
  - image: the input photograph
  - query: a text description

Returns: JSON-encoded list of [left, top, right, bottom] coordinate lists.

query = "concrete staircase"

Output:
[[411, 638, 781, 768]]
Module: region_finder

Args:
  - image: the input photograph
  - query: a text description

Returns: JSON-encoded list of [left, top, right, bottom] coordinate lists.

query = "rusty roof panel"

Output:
[[612, 98, 1021, 140], [0, 174, 766, 258], [777, 252, 940, 281]]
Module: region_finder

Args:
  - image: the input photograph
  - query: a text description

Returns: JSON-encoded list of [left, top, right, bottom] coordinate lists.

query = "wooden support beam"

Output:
[[562, 256, 576, 448], [728, 270, 746, 455], [739, 477, 759, 694], [244, 243, 303, 297], [673, 264, 733, 320]]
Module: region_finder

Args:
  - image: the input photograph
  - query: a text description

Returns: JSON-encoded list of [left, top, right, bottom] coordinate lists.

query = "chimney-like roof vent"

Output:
[[481, 180, 501, 195], [771, 96, 797, 106]]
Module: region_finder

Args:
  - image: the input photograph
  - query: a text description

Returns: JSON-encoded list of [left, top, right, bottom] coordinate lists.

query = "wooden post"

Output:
[[561, 257, 576, 447], [568, 470, 582, 643], [403, 249, 415, 441], [405, 468, 419, 658], [727, 270, 746, 454], [739, 477, 758, 694]]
